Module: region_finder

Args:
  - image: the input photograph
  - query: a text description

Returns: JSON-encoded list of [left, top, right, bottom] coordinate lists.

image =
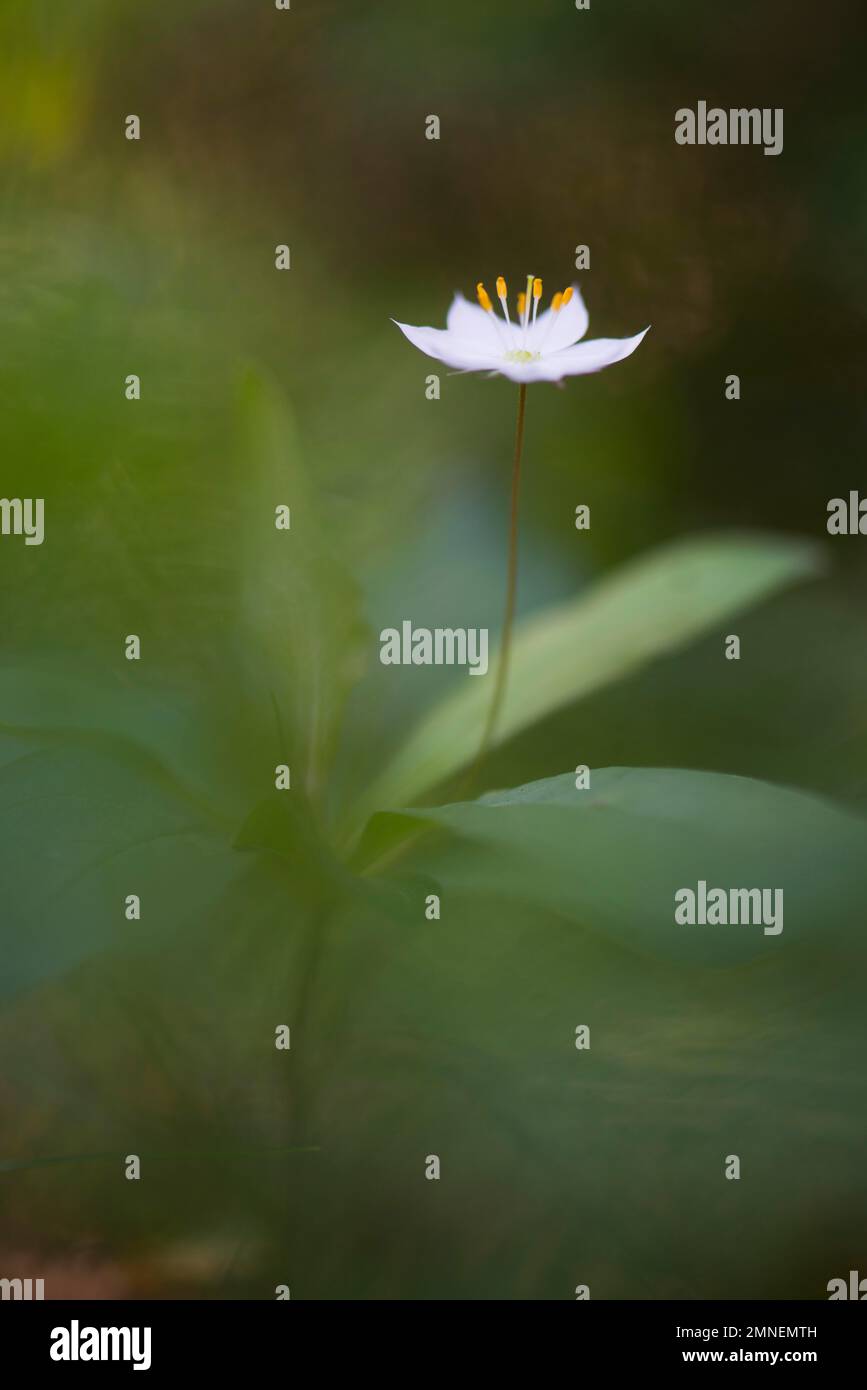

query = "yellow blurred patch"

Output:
[[0, 55, 87, 164]]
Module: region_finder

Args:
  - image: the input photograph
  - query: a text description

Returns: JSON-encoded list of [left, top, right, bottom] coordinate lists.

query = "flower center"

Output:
[[476, 275, 574, 356]]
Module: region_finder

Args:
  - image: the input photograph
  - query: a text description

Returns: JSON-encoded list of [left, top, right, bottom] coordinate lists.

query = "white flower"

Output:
[[394, 275, 649, 384]]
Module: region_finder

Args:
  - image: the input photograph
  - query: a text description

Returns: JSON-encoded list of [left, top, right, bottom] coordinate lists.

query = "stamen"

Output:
[[476, 277, 511, 353], [517, 291, 526, 319], [496, 275, 511, 326], [561, 286, 574, 308], [532, 277, 542, 326], [522, 276, 533, 330], [551, 291, 563, 313], [520, 273, 534, 347]]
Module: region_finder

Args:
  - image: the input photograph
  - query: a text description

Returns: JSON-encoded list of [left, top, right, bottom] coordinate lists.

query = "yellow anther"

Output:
[[551, 292, 563, 312], [476, 281, 493, 312], [533, 277, 542, 300], [561, 286, 574, 307], [517, 291, 526, 318], [496, 276, 507, 299]]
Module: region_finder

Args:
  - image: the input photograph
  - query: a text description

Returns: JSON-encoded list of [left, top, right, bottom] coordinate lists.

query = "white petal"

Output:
[[536, 327, 650, 381], [393, 319, 503, 372], [527, 284, 589, 353], [445, 293, 511, 350]]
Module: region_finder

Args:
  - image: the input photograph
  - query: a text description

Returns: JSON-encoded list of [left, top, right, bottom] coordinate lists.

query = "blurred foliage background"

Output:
[[1, 0, 866, 1299]]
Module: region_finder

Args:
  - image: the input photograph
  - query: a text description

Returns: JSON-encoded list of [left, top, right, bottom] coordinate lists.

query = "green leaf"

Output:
[[0, 664, 234, 818], [235, 370, 369, 801], [0, 734, 244, 1002], [308, 799, 867, 1296], [377, 766, 867, 965], [350, 532, 821, 829]]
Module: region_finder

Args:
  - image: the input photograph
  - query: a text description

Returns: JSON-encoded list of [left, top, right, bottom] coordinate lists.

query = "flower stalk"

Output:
[[475, 382, 527, 769]]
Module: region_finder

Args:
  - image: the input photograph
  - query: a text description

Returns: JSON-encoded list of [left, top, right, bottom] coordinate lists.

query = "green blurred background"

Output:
[[1, 0, 866, 1299]]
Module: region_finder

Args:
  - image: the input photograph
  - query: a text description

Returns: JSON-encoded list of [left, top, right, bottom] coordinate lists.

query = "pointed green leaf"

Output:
[[236, 371, 369, 800], [351, 533, 820, 829], [378, 766, 867, 965]]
